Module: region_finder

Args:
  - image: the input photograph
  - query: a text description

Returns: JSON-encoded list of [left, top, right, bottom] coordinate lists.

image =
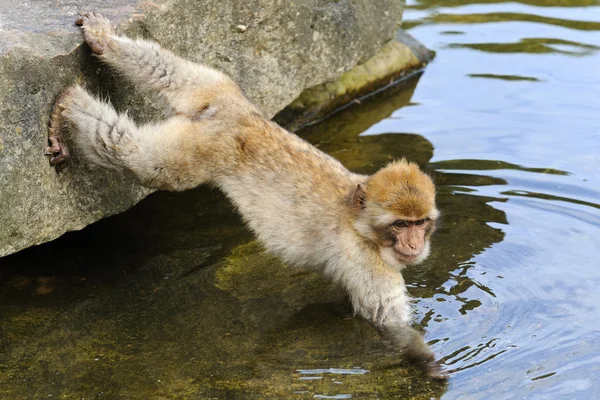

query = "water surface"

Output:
[[391, 1, 600, 398]]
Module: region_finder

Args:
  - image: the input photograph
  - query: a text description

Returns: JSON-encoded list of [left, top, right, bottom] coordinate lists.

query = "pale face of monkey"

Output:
[[352, 160, 438, 270], [376, 218, 435, 269]]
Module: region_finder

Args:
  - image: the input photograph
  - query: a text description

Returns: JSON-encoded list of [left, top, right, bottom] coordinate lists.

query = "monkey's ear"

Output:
[[352, 184, 367, 212]]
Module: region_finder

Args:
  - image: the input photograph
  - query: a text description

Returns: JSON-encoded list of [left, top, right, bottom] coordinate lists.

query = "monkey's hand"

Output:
[[347, 273, 449, 381], [378, 324, 449, 381], [75, 12, 116, 55], [44, 88, 76, 172]]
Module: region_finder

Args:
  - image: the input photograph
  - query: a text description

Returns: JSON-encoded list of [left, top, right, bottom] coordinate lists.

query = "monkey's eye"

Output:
[[392, 220, 409, 229], [415, 219, 427, 226]]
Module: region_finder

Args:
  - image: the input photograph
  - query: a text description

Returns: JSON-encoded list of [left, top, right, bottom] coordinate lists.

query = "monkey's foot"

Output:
[[44, 136, 70, 172], [44, 88, 75, 172], [75, 12, 115, 55]]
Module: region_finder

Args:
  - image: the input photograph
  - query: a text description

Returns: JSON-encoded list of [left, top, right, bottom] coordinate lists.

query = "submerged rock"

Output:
[[0, 0, 413, 258], [275, 30, 435, 131]]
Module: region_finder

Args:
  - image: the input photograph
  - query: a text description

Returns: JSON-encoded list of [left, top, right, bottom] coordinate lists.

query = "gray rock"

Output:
[[275, 29, 435, 131], [0, 0, 405, 258]]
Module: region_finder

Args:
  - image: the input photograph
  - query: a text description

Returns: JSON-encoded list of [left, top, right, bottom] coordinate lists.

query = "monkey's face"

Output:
[[353, 160, 438, 269], [376, 218, 436, 269]]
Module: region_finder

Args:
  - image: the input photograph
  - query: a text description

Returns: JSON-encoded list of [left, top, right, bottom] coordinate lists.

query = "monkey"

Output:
[[44, 13, 446, 380]]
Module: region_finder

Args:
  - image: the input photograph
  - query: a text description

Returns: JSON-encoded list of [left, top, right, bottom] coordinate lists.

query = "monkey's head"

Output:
[[352, 159, 439, 269]]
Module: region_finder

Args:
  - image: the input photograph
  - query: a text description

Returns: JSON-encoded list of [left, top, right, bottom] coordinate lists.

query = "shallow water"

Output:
[[1, 0, 600, 398]]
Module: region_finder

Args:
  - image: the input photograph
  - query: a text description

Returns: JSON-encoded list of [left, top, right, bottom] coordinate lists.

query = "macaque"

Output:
[[45, 13, 445, 379]]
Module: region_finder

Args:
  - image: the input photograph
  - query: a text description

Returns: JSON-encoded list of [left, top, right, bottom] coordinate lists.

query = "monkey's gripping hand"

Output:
[[75, 12, 116, 55], [74, 12, 238, 118]]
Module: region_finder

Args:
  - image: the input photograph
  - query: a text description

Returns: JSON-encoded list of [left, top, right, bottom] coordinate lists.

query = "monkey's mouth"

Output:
[[397, 252, 419, 262]]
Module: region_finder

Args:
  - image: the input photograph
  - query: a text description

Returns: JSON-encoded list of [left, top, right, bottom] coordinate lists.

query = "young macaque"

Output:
[[45, 13, 445, 379]]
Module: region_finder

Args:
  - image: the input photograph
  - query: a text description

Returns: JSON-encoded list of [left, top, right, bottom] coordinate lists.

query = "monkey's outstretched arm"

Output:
[[332, 256, 446, 379], [76, 12, 237, 117], [358, 281, 445, 378], [55, 84, 221, 190]]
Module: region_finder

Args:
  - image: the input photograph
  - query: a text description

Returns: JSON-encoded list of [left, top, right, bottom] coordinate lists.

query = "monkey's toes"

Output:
[[44, 140, 70, 172], [45, 88, 76, 172], [45, 148, 69, 166]]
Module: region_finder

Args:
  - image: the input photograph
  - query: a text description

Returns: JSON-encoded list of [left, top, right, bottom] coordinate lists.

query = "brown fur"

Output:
[[368, 159, 436, 219], [44, 13, 446, 380]]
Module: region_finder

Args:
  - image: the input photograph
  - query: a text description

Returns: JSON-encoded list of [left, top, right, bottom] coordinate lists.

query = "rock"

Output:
[[275, 30, 435, 131], [296, 73, 434, 174], [0, 0, 408, 258]]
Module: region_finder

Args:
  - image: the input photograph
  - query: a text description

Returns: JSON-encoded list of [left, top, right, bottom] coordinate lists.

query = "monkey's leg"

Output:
[[75, 12, 236, 117], [52, 85, 216, 190]]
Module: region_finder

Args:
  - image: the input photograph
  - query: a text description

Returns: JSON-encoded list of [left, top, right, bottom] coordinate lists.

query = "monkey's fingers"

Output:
[[75, 11, 107, 26], [75, 12, 115, 55], [74, 15, 86, 26], [75, 12, 96, 27]]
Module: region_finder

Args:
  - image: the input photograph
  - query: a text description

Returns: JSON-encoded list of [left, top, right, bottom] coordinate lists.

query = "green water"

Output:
[[2, 0, 600, 398]]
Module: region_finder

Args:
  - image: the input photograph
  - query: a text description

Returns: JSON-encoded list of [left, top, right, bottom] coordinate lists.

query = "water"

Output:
[[395, 1, 600, 398], [1, 1, 600, 398]]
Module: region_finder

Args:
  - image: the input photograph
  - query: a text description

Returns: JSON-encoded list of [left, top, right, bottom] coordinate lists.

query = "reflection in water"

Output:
[[408, 0, 600, 9], [449, 38, 600, 56], [468, 73, 541, 81], [502, 190, 600, 213], [405, 11, 600, 32], [297, 368, 369, 375], [398, 0, 600, 398], [430, 159, 569, 175]]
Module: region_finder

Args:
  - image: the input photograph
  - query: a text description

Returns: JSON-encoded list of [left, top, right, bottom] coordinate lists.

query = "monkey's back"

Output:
[[216, 114, 365, 268]]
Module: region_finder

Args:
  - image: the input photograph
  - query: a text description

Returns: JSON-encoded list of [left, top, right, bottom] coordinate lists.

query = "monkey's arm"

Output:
[[356, 277, 444, 377], [331, 253, 445, 379], [76, 12, 236, 117]]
